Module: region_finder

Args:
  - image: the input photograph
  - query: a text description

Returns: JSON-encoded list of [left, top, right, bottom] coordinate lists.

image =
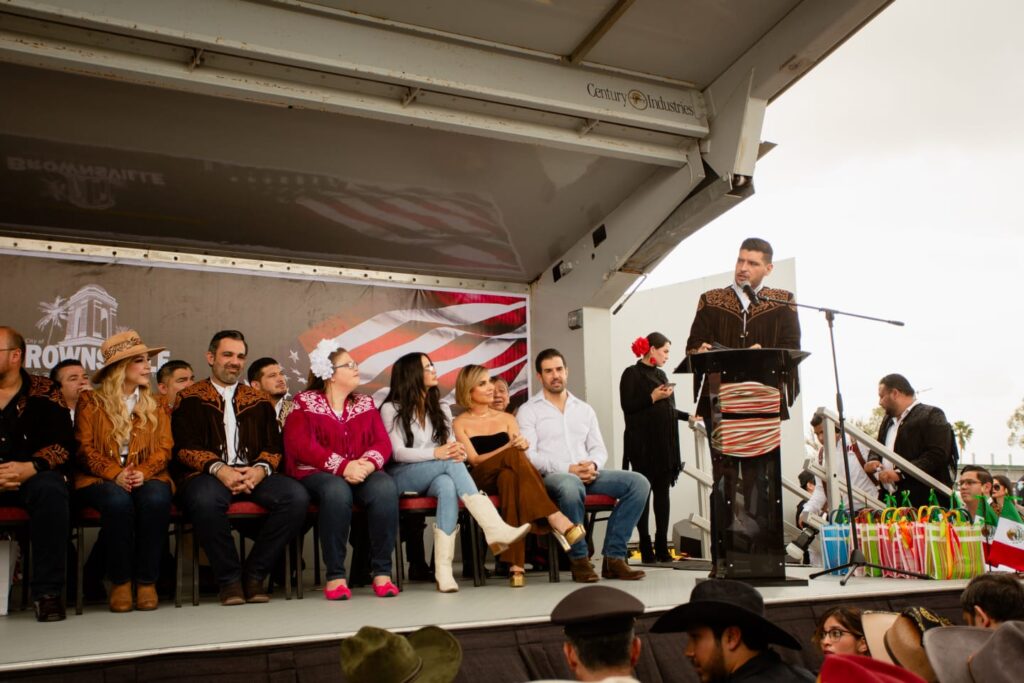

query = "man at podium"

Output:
[[683, 238, 804, 582], [686, 238, 800, 353]]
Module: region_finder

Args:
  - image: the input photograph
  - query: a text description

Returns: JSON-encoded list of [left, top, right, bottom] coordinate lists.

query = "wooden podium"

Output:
[[678, 348, 808, 584]]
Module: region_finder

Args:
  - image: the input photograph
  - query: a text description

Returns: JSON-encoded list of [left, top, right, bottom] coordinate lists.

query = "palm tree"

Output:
[[952, 420, 974, 459], [35, 295, 68, 345]]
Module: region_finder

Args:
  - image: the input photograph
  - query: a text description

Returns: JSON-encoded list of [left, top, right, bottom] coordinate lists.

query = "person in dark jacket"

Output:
[[651, 579, 814, 682], [619, 331, 689, 563]]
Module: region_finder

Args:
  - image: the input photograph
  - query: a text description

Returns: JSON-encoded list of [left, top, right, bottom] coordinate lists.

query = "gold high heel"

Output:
[[551, 524, 586, 552], [509, 570, 526, 588]]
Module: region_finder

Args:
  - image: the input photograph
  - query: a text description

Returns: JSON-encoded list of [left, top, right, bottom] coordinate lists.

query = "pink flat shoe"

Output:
[[324, 584, 351, 601], [372, 580, 399, 598]]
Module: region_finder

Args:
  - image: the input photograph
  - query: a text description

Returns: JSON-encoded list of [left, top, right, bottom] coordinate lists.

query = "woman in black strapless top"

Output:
[[453, 365, 584, 587]]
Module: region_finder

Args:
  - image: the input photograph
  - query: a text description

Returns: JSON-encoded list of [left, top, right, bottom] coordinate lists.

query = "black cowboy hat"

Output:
[[650, 579, 801, 650]]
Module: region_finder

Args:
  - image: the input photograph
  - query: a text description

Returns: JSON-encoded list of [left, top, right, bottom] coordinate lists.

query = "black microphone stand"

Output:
[[756, 293, 929, 584]]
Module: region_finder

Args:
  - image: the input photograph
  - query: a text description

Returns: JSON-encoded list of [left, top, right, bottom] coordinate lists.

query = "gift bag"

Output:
[[821, 505, 852, 576], [953, 520, 986, 579], [924, 508, 984, 580], [856, 509, 884, 577], [880, 507, 919, 578]]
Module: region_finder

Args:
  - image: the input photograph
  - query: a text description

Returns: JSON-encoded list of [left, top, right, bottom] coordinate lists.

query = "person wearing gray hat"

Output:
[[340, 625, 462, 683], [651, 579, 813, 682], [545, 585, 646, 682]]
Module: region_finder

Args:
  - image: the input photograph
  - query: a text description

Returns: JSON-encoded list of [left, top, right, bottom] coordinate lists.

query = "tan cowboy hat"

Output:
[[863, 608, 951, 683], [93, 330, 165, 382], [341, 625, 461, 683], [862, 611, 899, 663]]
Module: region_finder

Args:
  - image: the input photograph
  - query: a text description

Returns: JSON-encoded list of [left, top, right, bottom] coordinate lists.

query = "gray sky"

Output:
[[645, 0, 1024, 466]]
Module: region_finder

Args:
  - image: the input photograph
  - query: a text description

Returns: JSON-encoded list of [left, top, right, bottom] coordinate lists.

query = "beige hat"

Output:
[[93, 330, 165, 381]]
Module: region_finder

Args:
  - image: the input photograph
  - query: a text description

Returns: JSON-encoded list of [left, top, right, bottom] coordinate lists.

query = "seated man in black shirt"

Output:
[[0, 326, 73, 621]]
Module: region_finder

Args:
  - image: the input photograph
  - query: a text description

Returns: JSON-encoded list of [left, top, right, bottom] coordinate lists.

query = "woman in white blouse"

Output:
[[380, 352, 529, 592]]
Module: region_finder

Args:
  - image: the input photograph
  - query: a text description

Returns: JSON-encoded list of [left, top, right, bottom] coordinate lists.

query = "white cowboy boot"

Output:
[[433, 525, 459, 593], [461, 492, 531, 554]]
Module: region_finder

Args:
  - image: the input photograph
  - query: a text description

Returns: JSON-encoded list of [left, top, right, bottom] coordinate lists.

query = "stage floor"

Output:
[[0, 564, 969, 673]]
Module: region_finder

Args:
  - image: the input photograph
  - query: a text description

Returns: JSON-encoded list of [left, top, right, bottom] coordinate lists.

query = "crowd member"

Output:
[[868, 374, 955, 507], [804, 413, 879, 516], [380, 352, 528, 593], [74, 331, 173, 612], [247, 357, 292, 427], [156, 360, 194, 412], [686, 237, 800, 353], [959, 573, 1024, 628], [492, 376, 511, 412], [519, 348, 648, 582], [452, 364, 583, 588], [340, 625, 462, 683], [546, 585, 645, 682], [924, 621, 1023, 683], [812, 606, 869, 657], [173, 330, 308, 606], [49, 359, 90, 419], [990, 474, 1016, 515], [283, 340, 398, 600], [955, 465, 992, 518], [0, 326, 73, 622], [619, 332, 688, 563], [651, 579, 813, 682]]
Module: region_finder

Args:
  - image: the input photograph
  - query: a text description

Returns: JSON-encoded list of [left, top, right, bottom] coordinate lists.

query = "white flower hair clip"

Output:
[[309, 338, 340, 381]]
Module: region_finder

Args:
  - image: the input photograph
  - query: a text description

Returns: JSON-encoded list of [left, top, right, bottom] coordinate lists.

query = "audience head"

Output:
[[957, 465, 992, 502], [206, 330, 248, 386], [92, 331, 164, 445], [0, 326, 26, 378], [340, 625, 462, 683], [455, 364, 491, 410], [49, 359, 90, 409], [157, 360, 194, 401], [960, 574, 1024, 628], [991, 475, 1012, 504], [798, 470, 816, 493], [534, 348, 568, 396], [652, 579, 801, 682], [385, 353, 449, 447], [924, 621, 1024, 683], [735, 238, 774, 288], [491, 376, 510, 412], [878, 374, 915, 417], [307, 339, 356, 394], [810, 412, 828, 444], [551, 586, 644, 681], [248, 357, 288, 400], [814, 606, 868, 656]]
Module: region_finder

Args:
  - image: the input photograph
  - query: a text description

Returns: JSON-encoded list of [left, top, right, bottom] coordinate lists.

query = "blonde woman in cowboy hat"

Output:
[[74, 330, 173, 612]]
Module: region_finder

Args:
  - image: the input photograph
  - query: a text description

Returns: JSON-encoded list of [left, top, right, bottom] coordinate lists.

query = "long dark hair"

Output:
[[383, 352, 450, 447]]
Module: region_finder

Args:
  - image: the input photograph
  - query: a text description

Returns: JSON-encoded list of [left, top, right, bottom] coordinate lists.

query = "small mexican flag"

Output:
[[974, 495, 1000, 564], [988, 496, 1024, 571]]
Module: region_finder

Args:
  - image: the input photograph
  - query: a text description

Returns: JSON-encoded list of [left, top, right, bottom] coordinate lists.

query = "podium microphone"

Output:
[[742, 283, 760, 305]]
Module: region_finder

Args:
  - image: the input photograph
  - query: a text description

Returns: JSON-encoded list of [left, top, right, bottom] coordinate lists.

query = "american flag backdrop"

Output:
[[282, 289, 529, 408]]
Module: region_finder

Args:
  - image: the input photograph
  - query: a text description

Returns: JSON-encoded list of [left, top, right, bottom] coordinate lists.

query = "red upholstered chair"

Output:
[[0, 506, 31, 611]]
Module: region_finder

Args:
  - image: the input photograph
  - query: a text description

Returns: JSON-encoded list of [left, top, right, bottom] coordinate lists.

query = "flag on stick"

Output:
[[988, 495, 1024, 571]]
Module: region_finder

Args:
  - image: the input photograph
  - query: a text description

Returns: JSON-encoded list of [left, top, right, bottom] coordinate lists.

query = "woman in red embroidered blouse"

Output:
[[283, 342, 399, 600]]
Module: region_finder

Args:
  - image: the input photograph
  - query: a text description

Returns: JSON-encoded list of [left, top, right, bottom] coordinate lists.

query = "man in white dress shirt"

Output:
[[517, 349, 649, 583]]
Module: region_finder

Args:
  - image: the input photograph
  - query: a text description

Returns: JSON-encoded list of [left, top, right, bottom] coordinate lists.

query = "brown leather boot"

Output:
[[601, 557, 646, 581], [218, 581, 245, 606], [136, 583, 159, 611], [109, 582, 133, 613], [569, 557, 599, 583], [243, 576, 270, 603]]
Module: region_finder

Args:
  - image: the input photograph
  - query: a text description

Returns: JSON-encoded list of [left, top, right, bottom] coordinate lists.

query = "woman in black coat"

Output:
[[619, 332, 689, 563]]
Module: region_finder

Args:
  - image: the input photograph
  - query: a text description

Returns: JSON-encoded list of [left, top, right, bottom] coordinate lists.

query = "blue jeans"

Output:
[[300, 470, 398, 582], [388, 460, 478, 534], [543, 470, 650, 560], [76, 480, 172, 584]]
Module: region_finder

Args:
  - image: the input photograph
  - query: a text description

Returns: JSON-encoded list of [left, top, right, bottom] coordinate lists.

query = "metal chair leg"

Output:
[[75, 523, 85, 615]]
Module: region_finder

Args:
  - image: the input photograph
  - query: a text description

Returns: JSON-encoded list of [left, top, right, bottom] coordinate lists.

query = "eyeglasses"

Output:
[[333, 361, 358, 372], [992, 484, 1003, 492], [821, 628, 860, 642], [957, 479, 981, 487]]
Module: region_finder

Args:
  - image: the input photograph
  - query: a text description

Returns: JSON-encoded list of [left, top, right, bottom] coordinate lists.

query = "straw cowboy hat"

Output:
[[93, 330, 165, 382], [340, 625, 461, 683], [650, 579, 801, 650], [923, 621, 1024, 683]]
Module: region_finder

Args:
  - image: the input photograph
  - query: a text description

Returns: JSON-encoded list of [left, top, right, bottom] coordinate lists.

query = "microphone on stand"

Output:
[[742, 283, 760, 305]]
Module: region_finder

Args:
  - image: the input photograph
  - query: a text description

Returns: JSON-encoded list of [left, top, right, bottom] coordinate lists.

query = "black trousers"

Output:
[[179, 473, 308, 587], [0, 470, 69, 598]]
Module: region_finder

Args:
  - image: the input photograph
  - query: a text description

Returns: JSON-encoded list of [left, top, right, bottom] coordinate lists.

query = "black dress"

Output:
[[619, 360, 689, 559]]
